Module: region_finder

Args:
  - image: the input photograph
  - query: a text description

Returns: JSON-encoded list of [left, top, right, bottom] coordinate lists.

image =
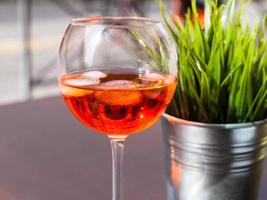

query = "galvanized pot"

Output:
[[161, 113, 267, 200]]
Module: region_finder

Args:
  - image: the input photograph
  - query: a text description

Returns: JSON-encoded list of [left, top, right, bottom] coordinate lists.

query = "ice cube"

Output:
[[164, 77, 176, 85], [100, 80, 140, 88], [95, 80, 142, 105], [61, 84, 93, 97], [95, 90, 142, 106], [65, 78, 100, 87], [144, 89, 162, 100], [141, 73, 175, 85], [61, 78, 98, 97], [140, 73, 164, 86], [143, 73, 165, 81], [82, 71, 107, 79]]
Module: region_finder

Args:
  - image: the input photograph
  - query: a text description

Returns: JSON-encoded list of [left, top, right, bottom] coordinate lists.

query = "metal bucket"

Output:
[[161, 114, 267, 200]]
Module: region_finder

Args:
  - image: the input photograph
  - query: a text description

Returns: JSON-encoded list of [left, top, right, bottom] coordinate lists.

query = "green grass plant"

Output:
[[159, 0, 267, 123]]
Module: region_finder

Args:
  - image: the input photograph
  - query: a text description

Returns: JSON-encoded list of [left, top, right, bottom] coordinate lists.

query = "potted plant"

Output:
[[158, 0, 267, 199]]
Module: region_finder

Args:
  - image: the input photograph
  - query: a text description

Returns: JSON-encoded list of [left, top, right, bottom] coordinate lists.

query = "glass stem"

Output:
[[109, 137, 127, 200]]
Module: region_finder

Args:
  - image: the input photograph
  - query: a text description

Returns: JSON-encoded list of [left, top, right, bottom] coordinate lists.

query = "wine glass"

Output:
[[58, 16, 177, 200]]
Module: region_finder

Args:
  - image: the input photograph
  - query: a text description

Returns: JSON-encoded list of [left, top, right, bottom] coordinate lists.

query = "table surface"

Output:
[[0, 97, 266, 200]]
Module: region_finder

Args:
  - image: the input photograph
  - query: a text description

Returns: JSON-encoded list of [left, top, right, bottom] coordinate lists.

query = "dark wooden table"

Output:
[[0, 97, 266, 200]]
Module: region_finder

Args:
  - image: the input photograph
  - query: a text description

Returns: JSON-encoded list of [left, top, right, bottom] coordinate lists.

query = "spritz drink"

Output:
[[60, 68, 176, 136]]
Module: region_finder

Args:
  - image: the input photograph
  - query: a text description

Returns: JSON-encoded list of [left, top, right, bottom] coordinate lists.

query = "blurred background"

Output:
[[0, 0, 266, 105]]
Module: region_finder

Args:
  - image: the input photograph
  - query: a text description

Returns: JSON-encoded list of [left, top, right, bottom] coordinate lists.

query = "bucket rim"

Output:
[[162, 113, 267, 129]]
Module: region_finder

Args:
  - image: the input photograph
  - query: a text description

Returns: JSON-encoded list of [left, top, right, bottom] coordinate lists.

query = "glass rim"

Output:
[[70, 16, 161, 28]]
